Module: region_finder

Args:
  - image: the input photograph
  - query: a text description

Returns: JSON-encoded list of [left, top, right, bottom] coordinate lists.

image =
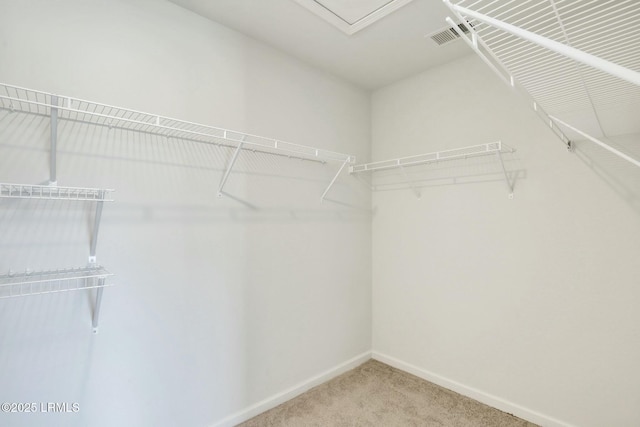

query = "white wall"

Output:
[[0, 1, 371, 426], [4, 2, 639, 426], [371, 54, 640, 427]]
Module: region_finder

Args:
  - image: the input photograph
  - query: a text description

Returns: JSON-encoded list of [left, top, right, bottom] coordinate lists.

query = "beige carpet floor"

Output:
[[239, 359, 539, 427]]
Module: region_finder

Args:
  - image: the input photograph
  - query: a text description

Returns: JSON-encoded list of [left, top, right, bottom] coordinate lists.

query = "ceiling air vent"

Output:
[[428, 22, 472, 46]]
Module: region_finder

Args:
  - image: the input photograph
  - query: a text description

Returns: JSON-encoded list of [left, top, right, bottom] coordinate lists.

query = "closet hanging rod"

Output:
[[350, 141, 506, 173], [0, 82, 355, 164]]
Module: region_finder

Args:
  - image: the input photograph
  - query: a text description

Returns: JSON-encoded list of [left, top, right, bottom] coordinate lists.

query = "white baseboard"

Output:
[[211, 349, 574, 427], [372, 351, 575, 427], [211, 350, 372, 427]]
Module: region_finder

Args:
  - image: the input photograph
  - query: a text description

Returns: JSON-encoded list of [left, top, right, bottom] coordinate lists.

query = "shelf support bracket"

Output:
[[217, 138, 245, 197], [321, 157, 350, 202], [549, 116, 640, 169], [399, 166, 421, 199], [92, 280, 105, 334], [50, 95, 58, 186], [495, 150, 514, 199], [89, 190, 105, 264]]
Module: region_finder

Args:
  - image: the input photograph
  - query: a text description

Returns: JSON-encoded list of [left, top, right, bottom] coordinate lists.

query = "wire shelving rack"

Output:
[[443, 0, 640, 170], [0, 82, 355, 165], [350, 141, 514, 198], [0, 183, 114, 201], [0, 266, 113, 299]]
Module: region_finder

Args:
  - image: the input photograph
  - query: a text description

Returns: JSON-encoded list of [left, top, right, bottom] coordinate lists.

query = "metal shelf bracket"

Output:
[[495, 150, 514, 199], [399, 166, 421, 199], [92, 283, 105, 334], [321, 156, 351, 202], [89, 189, 106, 332], [550, 116, 640, 169], [50, 95, 58, 186], [217, 137, 246, 198]]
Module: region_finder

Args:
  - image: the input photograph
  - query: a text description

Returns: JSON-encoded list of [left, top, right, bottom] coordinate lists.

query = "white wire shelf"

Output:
[[0, 183, 114, 201], [0, 82, 355, 164], [0, 266, 113, 299], [350, 142, 503, 173], [447, 0, 640, 139]]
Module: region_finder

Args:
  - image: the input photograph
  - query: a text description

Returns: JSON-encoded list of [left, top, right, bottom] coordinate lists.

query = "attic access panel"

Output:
[[317, 0, 393, 24], [294, 0, 415, 35]]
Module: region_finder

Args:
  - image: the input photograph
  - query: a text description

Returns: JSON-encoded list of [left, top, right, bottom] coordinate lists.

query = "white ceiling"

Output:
[[168, 0, 472, 89]]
